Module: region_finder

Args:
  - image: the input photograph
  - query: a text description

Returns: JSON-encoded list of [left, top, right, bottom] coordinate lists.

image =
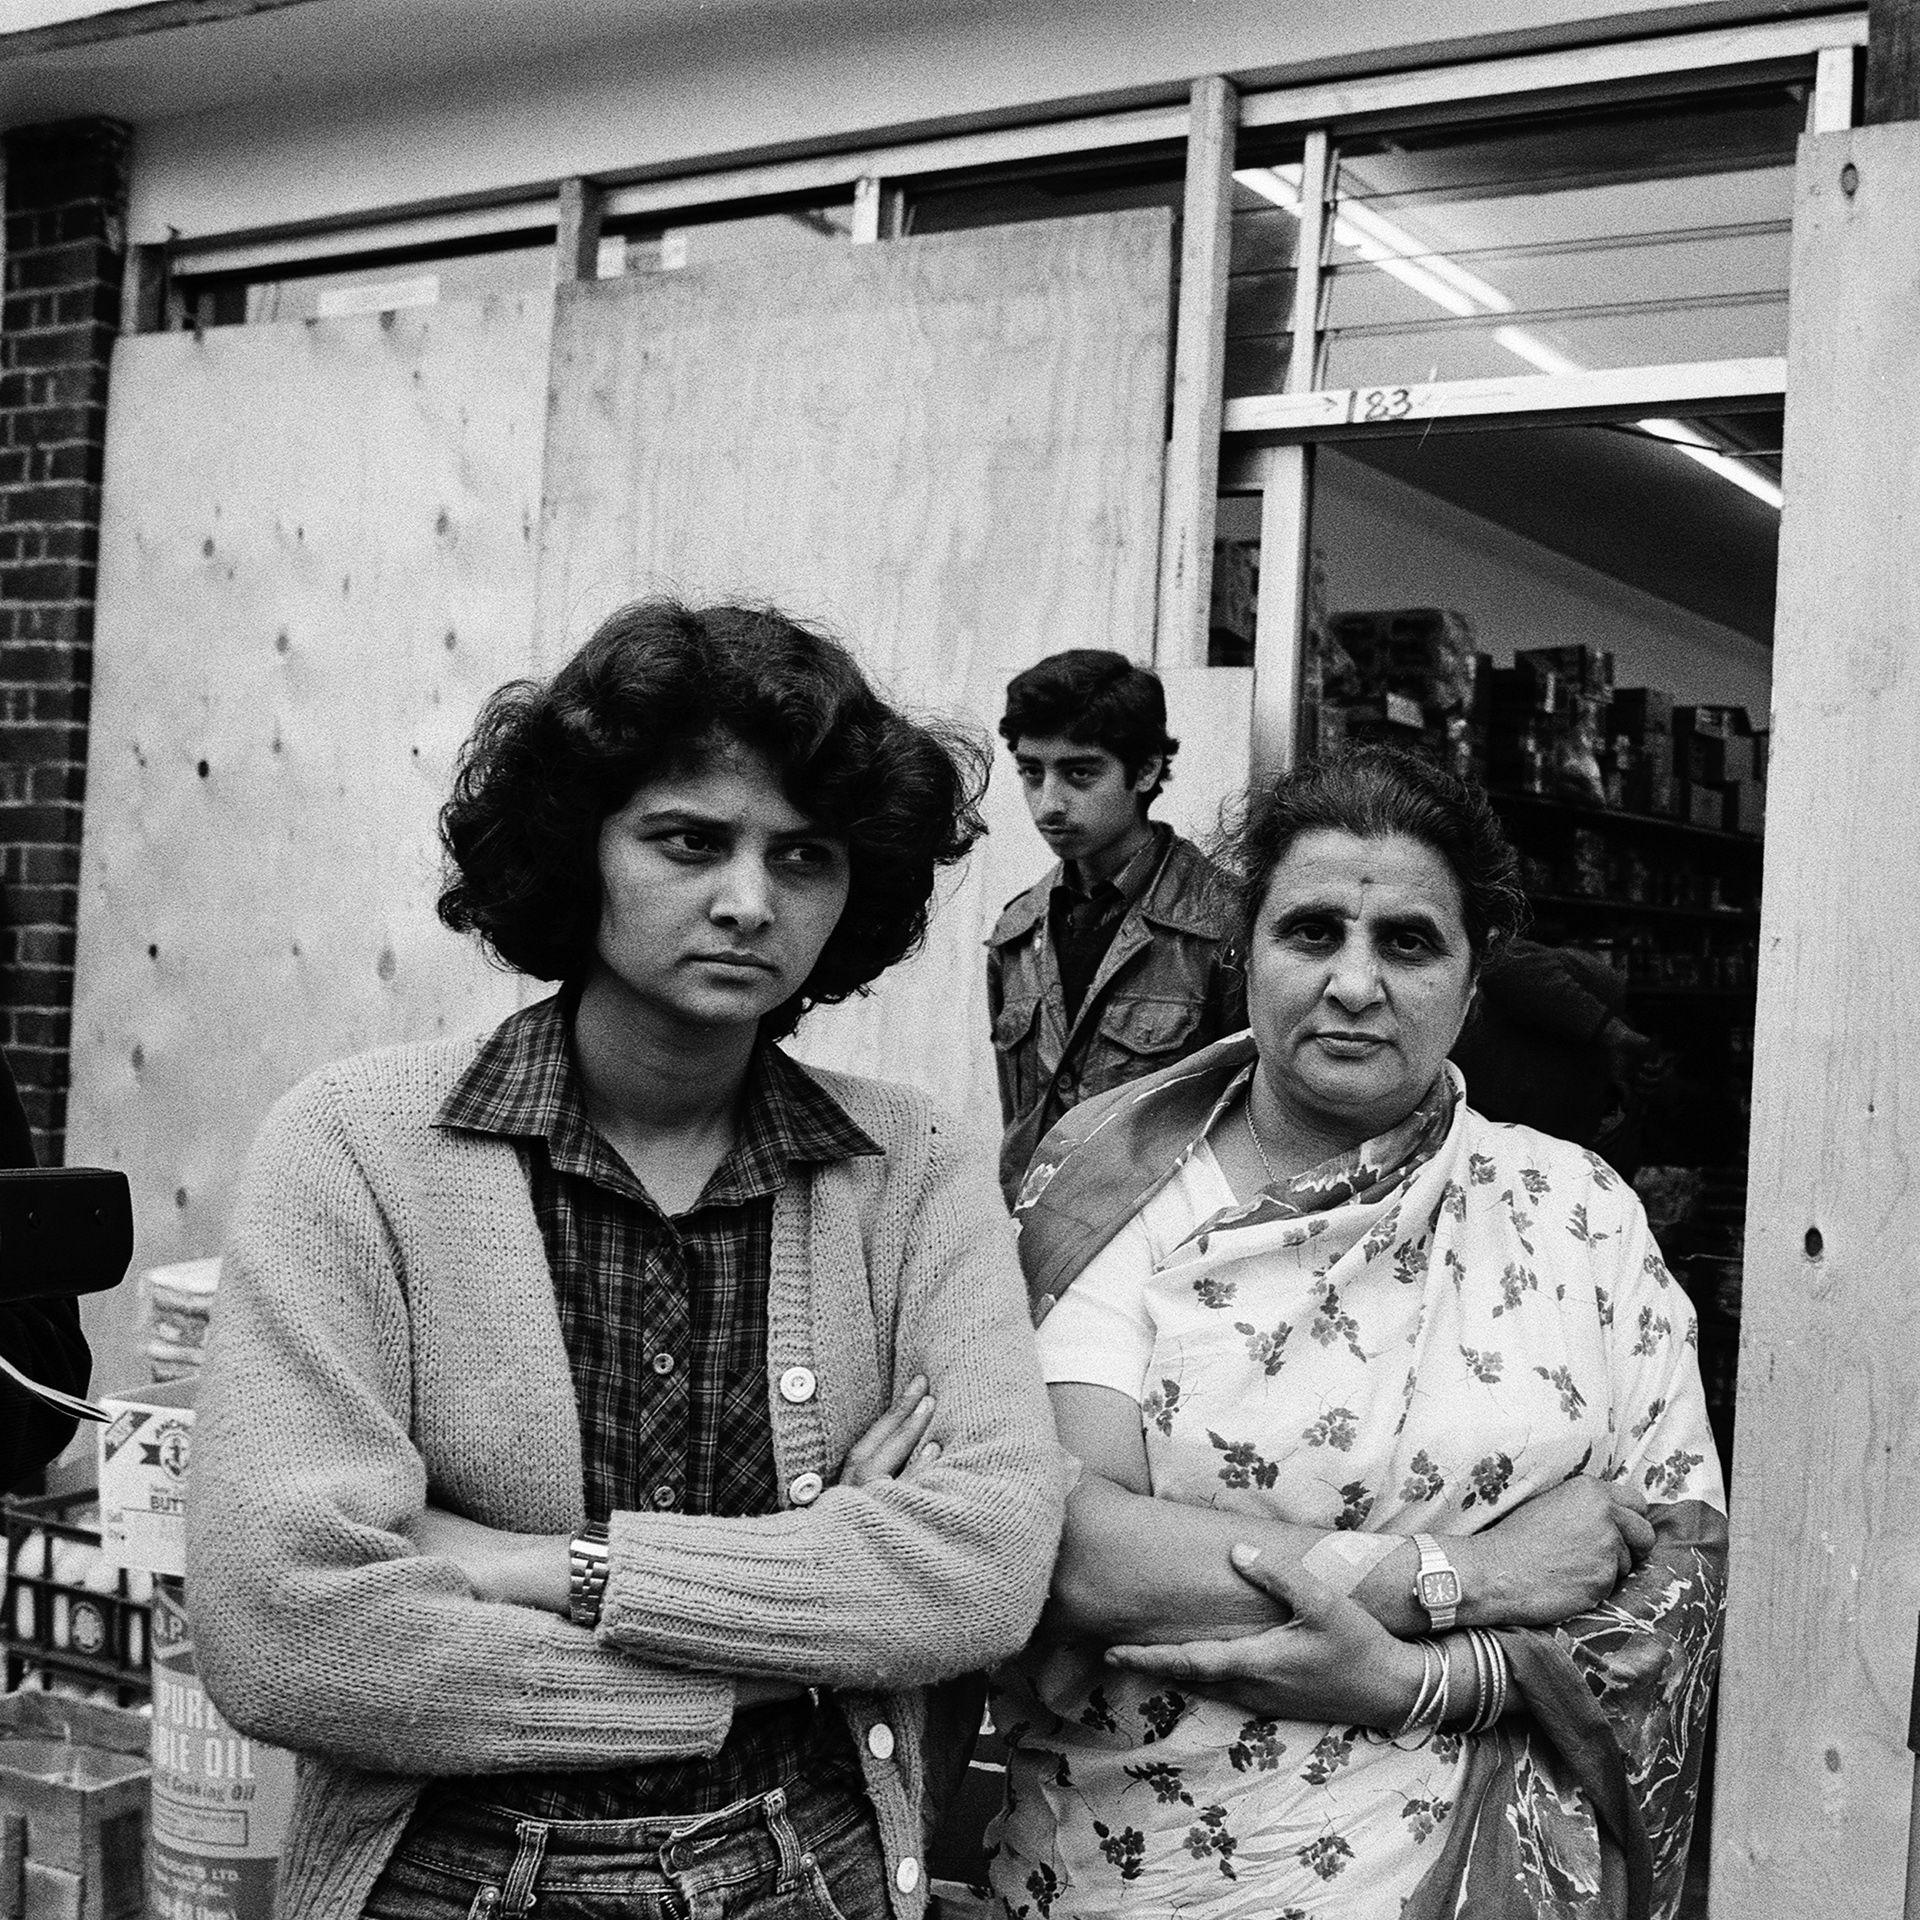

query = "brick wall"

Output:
[[0, 119, 129, 1164]]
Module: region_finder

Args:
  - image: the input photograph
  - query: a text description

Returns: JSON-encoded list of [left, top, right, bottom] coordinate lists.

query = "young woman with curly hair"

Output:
[[186, 601, 1066, 1920]]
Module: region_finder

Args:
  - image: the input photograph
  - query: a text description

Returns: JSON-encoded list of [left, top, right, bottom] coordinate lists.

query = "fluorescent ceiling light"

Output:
[[1233, 165, 1781, 512], [1635, 417, 1786, 510]]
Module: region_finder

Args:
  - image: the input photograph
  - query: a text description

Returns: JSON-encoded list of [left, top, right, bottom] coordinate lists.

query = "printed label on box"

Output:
[[97, 1380, 197, 1576]]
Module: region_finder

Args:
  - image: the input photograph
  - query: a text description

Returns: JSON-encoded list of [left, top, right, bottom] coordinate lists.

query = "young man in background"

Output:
[[988, 649, 1244, 1205]]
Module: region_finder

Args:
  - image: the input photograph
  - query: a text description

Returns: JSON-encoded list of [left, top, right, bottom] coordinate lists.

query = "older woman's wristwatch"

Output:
[[1412, 1534, 1462, 1631], [568, 1522, 611, 1628]]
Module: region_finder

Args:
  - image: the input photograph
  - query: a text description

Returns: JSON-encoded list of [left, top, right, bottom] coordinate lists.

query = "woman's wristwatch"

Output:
[[568, 1521, 611, 1628], [1412, 1533, 1462, 1631]]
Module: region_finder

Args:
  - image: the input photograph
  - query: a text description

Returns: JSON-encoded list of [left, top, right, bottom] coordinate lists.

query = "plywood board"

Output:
[[68, 293, 551, 1391], [1711, 121, 1920, 1919], [537, 212, 1172, 1150]]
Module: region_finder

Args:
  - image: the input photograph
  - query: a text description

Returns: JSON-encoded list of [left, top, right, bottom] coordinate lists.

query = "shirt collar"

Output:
[[437, 994, 880, 1208], [1054, 819, 1170, 906]]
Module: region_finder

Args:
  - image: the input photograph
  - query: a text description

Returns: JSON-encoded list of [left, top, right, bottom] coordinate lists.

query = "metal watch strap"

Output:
[[568, 1521, 611, 1629], [1413, 1532, 1461, 1632]]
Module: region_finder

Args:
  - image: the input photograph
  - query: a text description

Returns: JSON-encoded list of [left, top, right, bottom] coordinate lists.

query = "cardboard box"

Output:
[[1720, 734, 1759, 784], [1610, 687, 1672, 739], [1517, 644, 1613, 698], [1676, 730, 1725, 783], [95, 1377, 196, 1579], [1621, 768, 1676, 817], [1684, 781, 1729, 830], [1675, 703, 1752, 740], [1724, 778, 1765, 836]]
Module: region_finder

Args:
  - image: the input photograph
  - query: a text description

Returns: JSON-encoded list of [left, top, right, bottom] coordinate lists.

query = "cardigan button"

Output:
[[866, 1722, 896, 1760], [779, 1366, 818, 1404], [788, 1471, 825, 1506], [895, 1858, 920, 1894]]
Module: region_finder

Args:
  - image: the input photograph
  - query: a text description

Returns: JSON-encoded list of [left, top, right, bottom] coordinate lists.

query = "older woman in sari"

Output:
[[989, 748, 1724, 1920]]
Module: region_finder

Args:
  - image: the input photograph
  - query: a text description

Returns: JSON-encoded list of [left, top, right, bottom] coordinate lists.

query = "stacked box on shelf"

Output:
[[1675, 704, 1753, 833], [1717, 727, 1766, 837], [1513, 645, 1612, 806], [3, 1494, 151, 1708], [1487, 665, 1551, 793], [1610, 686, 1677, 816], [1321, 609, 1481, 777]]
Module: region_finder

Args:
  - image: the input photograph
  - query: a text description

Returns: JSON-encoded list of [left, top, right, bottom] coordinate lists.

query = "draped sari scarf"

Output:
[[1013, 1033, 1726, 1920]]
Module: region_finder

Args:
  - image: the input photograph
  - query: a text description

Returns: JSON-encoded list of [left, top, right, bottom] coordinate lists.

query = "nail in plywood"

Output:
[[67, 294, 550, 1391], [1710, 121, 1920, 1920], [536, 211, 1171, 1151], [1155, 76, 1237, 671]]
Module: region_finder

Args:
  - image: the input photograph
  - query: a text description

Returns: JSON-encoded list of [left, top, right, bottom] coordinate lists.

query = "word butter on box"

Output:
[[96, 1376, 198, 1577]]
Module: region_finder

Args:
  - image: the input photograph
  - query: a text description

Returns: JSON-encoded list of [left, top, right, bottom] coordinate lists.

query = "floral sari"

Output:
[[991, 1033, 1726, 1920]]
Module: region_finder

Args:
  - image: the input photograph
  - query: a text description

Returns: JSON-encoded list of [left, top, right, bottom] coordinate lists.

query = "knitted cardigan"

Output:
[[184, 1037, 1064, 1920]]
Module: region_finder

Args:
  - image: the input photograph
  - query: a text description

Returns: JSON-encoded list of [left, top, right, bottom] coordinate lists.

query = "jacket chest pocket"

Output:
[[991, 993, 1042, 1053], [1093, 996, 1202, 1075], [991, 991, 1046, 1112]]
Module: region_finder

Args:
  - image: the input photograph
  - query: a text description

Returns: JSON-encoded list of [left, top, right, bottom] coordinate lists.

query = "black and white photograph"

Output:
[[0, 5, 1913, 1919]]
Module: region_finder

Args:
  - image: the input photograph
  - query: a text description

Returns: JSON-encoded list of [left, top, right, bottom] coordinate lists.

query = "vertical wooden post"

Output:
[[118, 243, 168, 335], [1246, 130, 1331, 782], [851, 176, 884, 244], [1812, 46, 1861, 132], [1865, 0, 1920, 123], [1285, 130, 1331, 396], [1709, 119, 1920, 1920], [1154, 75, 1238, 670], [1249, 443, 1309, 779], [555, 177, 604, 283]]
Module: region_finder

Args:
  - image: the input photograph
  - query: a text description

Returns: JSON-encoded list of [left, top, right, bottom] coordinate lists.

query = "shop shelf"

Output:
[[1526, 891, 1759, 925], [1621, 984, 1758, 1004], [1488, 788, 1764, 852]]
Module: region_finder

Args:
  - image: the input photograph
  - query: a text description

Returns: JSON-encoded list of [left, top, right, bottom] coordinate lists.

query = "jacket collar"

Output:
[[991, 827, 1227, 947]]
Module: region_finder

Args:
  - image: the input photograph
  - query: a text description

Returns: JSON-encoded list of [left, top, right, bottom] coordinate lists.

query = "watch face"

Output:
[[1418, 1569, 1462, 1609]]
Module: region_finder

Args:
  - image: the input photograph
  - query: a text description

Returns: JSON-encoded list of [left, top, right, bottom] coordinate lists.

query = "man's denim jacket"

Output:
[[986, 829, 1246, 1205]]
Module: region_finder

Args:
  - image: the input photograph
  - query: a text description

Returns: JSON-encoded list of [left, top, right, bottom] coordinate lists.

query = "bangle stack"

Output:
[[1465, 1628, 1510, 1733], [1389, 1638, 1451, 1747], [1388, 1630, 1511, 1745]]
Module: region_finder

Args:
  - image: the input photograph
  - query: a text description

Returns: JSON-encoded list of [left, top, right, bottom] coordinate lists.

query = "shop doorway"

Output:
[[1262, 409, 1779, 1463], [1229, 406, 1780, 1910]]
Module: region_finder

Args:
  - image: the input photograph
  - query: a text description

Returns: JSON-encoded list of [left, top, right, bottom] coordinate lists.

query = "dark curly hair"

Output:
[[437, 600, 989, 1038], [1220, 747, 1526, 961], [998, 649, 1177, 806]]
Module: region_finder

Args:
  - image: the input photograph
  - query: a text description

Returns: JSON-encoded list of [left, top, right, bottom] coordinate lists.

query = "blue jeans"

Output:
[[363, 1778, 891, 1920]]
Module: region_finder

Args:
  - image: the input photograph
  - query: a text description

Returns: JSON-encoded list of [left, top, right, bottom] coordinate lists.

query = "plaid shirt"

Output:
[[433, 993, 877, 1818]]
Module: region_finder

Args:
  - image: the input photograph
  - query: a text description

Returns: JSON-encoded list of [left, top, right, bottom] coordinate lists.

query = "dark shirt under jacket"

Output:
[[1047, 827, 1163, 1024], [1, 1054, 91, 1493], [436, 994, 876, 1818]]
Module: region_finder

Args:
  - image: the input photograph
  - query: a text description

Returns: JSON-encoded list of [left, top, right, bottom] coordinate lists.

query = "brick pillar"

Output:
[[0, 119, 129, 1164]]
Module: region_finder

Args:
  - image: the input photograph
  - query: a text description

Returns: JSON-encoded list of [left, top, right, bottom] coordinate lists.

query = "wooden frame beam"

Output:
[[1222, 356, 1787, 442], [1865, 0, 1920, 122], [161, 16, 1861, 280], [1155, 75, 1238, 670]]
